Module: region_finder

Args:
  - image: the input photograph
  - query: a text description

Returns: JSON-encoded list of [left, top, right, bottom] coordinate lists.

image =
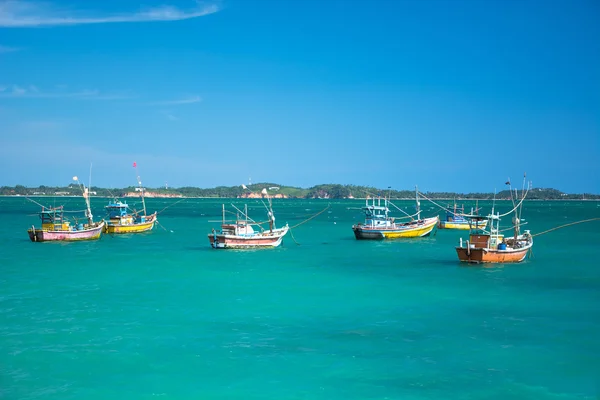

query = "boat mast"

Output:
[[73, 176, 93, 225], [134, 162, 147, 216], [265, 189, 274, 232], [415, 185, 421, 220]]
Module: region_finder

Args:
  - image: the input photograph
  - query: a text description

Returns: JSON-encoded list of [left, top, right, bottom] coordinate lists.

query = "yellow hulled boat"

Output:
[[103, 162, 157, 234], [439, 202, 488, 230], [352, 186, 438, 240], [103, 201, 157, 234]]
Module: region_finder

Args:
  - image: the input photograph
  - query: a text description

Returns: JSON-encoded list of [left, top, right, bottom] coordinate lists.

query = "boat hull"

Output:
[[208, 227, 289, 249], [353, 217, 438, 240], [455, 243, 532, 263], [439, 220, 488, 230], [104, 213, 157, 234], [27, 221, 105, 242]]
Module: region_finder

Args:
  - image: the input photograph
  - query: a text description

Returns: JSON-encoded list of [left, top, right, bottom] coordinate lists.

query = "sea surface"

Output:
[[1, 196, 599, 399]]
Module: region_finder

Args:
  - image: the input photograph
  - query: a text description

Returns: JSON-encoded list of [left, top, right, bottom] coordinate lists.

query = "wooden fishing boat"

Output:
[[352, 187, 439, 240], [103, 162, 157, 234], [456, 177, 533, 263], [103, 200, 156, 234], [208, 187, 289, 249], [438, 202, 488, 230], [27, 177, 104, 242]]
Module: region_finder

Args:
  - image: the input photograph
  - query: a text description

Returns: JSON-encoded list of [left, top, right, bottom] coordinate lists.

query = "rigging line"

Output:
[[418, 188, 528, 219], [532, 218, 600, 237], [155, 199, 186, 215], [387, 201, 417, 219], [106, 188, 118, 199], [290, 205, 330, 229], [231, 204, 264, 229], [496, 187, 529, 218], [497, 222, 529, 234], [25, 196, 49, 209], [393, 211, 422, 220], [416, 191, 458, 215]]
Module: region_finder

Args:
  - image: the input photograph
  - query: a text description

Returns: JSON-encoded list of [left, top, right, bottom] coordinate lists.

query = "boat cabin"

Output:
[[106, 201, 137, 224], [222, 222, 255, 236], [106, 201, 129, 218], [362, 205, 392, 227], [39, 206, 71, 231]]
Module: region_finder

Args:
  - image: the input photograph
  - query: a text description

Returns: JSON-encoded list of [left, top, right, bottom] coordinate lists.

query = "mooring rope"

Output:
[[286, 204, 331, 245], [289, 227, 300, 245], [290, 205, 330, 229], [533, 218, 600, 237], [155, 198, 186, 215], [155, 220, 172, 233]]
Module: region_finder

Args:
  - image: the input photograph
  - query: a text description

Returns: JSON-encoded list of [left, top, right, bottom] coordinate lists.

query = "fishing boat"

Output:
[[103, 200, 157, 234], [439, 202, 488, 230], [208, 187, 289, 249], [27, 177, 104, 242], [352, 187, 439, 239], [455, 177, 533, 263], [103, 162, 157, 234]]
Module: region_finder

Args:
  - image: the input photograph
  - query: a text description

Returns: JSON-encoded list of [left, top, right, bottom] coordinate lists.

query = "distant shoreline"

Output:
[[2, 183, 597, 201], [2, 195, 597, 202]]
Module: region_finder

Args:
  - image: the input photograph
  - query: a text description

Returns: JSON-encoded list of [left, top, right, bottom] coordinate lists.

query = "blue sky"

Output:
[[1, 0, 598, 193]]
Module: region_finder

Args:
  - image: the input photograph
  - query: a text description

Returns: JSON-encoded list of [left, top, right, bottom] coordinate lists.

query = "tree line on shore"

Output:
[[0, 183, 596, 200]]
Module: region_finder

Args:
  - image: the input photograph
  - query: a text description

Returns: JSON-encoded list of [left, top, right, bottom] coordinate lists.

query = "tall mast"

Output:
[[268, 189, 274, 232], [73, 176, 93, 225], [134, 162, 147, 216], [518, 172, 527, 221], [415, 185, 421, 220]]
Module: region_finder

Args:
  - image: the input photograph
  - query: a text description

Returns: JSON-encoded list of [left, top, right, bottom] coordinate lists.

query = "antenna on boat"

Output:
[[88, 162, 92, 195], [133, 161, 147, 216]]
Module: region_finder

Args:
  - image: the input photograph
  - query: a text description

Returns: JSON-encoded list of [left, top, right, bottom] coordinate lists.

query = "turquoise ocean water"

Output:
[[1, 196, 599, 399]]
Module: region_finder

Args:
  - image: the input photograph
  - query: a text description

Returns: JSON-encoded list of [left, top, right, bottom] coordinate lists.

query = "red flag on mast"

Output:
[[133, 162, 137, 168]]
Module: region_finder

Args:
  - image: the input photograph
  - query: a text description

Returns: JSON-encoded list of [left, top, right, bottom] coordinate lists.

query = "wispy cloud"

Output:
[[0, 44, 20, 53], [0, 1, 219, 28], [150, 95, 202, 106], [160, 110, 179, 121], [0, 84, 134, 100]]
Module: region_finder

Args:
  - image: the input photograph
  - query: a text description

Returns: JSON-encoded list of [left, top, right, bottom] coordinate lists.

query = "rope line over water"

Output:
[[533, 218, 600, 237], [287, 204, 331, 245], [290, 205, 330, 229], [156, 199, 186, 215]]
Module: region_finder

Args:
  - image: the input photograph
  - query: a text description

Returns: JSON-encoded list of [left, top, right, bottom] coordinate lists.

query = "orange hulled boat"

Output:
[[455, 176, 533, 264]]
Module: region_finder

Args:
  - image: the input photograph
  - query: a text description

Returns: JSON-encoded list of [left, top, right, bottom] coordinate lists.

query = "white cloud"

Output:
[[150, 95, 202, 106], [161, 110, 180, 121], [0, 1, 219, 28], [0, 84, 134, 99], [11, 84, 26, 95], [0, 44, 20, 52]]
